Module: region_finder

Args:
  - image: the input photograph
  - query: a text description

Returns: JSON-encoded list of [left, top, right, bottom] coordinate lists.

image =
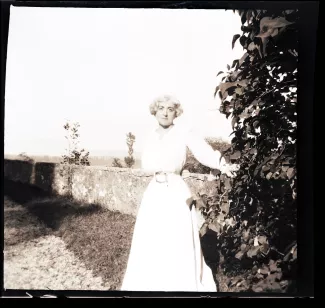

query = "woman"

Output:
[[121, 95, 236, 292]]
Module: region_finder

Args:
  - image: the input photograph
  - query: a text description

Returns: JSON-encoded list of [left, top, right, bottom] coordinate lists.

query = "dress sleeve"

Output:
[[185, 130, 226, 170]]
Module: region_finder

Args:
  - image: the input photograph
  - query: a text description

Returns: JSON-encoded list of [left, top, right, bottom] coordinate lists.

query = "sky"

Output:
[[4, 6, 244, 157]]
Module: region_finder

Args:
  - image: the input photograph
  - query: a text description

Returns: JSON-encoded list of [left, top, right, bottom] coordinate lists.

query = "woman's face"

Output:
[[155, 102, 177, 128]]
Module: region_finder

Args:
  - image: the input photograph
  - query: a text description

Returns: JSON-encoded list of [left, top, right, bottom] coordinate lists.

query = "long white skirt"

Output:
[[121, 174, 217, 292]]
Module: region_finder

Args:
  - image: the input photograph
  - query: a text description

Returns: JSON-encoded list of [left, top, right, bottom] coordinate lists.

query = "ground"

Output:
[[4, 195, 243, 293], [4, 196, 135, 291]]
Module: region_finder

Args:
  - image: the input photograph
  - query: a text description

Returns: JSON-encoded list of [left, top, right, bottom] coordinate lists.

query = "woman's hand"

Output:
[[219, 162, 240, 177]]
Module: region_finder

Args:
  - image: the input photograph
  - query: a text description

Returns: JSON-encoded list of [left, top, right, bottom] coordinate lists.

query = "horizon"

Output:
[[5, 135, 230, 159]]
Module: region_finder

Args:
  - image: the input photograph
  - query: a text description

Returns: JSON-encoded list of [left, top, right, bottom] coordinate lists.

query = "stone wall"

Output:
[[4, 159, 217, 217]]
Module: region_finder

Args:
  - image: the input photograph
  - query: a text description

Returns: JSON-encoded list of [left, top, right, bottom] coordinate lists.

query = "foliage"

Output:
[[124, 132, 136, 168], [111, 132, 136, 168], [18, 152, 34, 163], [60, 121, 91, 196], [198, 8, 298, 293], [112, 158, 124, 168], [61, 121, 90, 166]]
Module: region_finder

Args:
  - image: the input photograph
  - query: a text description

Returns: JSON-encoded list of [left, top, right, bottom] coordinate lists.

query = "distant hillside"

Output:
[[4, 153, 141, 168], [90, 150, 142, 159]]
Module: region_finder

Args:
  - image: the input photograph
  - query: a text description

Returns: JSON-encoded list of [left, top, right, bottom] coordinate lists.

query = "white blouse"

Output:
[[141, 125, 228, 175]]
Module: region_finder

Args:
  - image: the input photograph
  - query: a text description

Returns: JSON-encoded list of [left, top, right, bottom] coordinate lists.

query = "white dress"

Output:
[[121, 125, 226, 292]]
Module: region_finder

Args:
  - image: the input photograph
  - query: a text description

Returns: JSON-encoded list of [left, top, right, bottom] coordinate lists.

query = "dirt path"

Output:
[[4, 197, 111, 291]]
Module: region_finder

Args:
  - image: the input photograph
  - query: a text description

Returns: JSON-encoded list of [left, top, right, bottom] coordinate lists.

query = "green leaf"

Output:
[[224, 178, 231, 190], [240, 10, 247, 24], [232, 34, 241, 49], [259, 268, 269, 275], [261, 16, 294, 30], [235, 250, 244, 260], [254, 287, 264, 293], [231, 59, 239, 69], [214, 85, 220, 98], [253, 121, 259, 129], [230, 151, 241, 160], [249, 148, 257, 155], [287, 168, 295, 179], [246, 10, 253, 23], [231, 116, 239, 129], [242, 229, 250, 241], [186, 197, 194, 207], [285, 10, 295, 15], [258, 236, 267, 244], [280, 171, 287, 179], [270, 262, 278, 273], [248, 42, 257, 51], [219, 80, 249, 99], [262, 165, 270, 172], [280, 280, 289, 289], [235, 87, 244, 95], [208, 223, 220, 234], [266, 172, 273, 180], [216, 212, 225, 223], [196, 198, 206, 210], [247, 246, 260, 258], [236, 187, 243, 194], [200, 224, 208, 237], [239, 53, 249, 67], [221, 202, 229, 214], [261, 243, 270, 254]]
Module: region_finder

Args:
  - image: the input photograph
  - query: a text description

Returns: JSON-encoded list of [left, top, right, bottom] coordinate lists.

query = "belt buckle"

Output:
[[155, 171, 168, 183]]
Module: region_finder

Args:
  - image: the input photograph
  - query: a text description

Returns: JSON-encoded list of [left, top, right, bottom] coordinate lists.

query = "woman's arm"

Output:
[[185, 130, 239, 176]]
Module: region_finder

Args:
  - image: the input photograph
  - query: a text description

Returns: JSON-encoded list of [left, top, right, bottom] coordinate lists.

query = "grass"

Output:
[[5, 194, 136, 291], [4, 197, 52, 246], [56, 204, 136, 290]]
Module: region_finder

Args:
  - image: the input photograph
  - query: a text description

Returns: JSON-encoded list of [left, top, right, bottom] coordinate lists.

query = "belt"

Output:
[[154, 171, 179, 183]]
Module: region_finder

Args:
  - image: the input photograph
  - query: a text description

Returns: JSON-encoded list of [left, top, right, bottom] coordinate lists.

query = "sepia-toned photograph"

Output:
[[2, 1, 315, 297]]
